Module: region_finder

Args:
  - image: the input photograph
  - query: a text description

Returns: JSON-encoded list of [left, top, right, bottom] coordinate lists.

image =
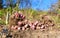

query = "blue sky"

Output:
[[2, 0, 58, 11], [31, 0, 58, 10]]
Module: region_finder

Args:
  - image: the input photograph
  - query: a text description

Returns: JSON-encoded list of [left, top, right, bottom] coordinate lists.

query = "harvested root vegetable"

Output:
[[30, 25, 35, 30], [24, 24, 28, 28], [49, 23, 54, 26], [22, 27, 25, 31], [36, 26, 40, 30], [14, 26, 18, 29], [19, 13, 25, 20], [14, 12, 19, 19], [22, 15, 25, 19], [18, 21, 23, 26], [9, 12, 55, 31], [24, 20, 28, 24], [33, 21, 38, 26], [42, 15, 51, 21], [11, 26, 14, 30], [17, 27, 21, 30], [40, 25, 45, 29], [29, 23, 32, 26]]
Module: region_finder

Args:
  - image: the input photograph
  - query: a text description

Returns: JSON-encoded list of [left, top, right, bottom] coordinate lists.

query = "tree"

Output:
[[48, 0, 59, 14], [0, 0, 3, 9]]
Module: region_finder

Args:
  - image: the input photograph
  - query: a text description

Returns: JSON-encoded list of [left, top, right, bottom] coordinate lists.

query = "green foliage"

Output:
[[57, 9, 60, 14], [0, 20, 6, 25], [0, 10, 4, 17]]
